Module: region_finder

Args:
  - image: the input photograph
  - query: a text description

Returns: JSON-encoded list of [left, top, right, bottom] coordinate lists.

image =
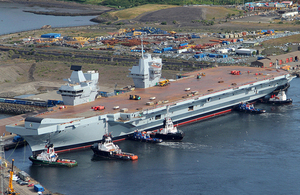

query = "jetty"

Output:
[[0, 136, 55, 195]]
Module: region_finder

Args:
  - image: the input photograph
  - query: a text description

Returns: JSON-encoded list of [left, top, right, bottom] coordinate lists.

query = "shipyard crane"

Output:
[[5, 159, 19, 195]]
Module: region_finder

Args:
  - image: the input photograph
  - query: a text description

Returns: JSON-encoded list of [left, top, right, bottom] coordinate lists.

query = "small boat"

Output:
[[29, 143, 77, 167], [130, 131, 163, 143], [262, 90, 292, 104], [235, 102, 266, 114], [91, 121, 138, 160], [150, 106, 184, 141], [4, 135, 27, 151]]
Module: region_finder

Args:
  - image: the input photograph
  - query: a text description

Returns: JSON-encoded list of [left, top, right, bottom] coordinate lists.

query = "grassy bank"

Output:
[[205, 7, 241, 20], [262, 34, 300, 46], [109, 4, 178, 20]]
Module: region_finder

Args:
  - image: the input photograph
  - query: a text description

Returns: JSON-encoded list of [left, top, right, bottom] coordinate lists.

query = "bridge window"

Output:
[[188, 106, 194, 111], [155, 115, 161, 120]]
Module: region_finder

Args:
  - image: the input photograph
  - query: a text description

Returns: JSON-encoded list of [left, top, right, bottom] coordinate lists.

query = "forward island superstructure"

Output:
[[57, 65, 99, 106], [6, 54, 294, 153]]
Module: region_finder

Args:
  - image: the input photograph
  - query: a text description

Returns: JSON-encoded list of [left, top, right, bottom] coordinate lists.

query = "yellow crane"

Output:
[[6, 159, 20, 195]]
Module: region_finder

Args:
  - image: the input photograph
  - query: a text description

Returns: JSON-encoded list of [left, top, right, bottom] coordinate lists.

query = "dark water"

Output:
[[0, 114, 14, 120], [0, 2, 96, 35], [5, 78, 300, 195]]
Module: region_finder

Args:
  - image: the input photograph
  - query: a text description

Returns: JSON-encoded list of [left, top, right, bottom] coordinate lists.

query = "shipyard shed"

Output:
[[251, 51, 300, 68], [242, 41, 259, 47], [41, 33, 61, 38], [235, 48, 257, 55]]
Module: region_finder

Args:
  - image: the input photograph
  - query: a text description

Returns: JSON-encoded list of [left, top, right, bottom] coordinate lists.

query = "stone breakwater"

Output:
[[0, 103, 45, 115], [290, 70, 300, 77]]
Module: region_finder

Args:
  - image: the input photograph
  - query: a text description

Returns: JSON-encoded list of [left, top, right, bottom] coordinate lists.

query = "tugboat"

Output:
[[91, 121, 138, 160], [235, 102, 266, 114], [262, 90, 292, 104], [29, 143, 77, 167], [150, 106, 184, 141], [130, 131, 163, 143]]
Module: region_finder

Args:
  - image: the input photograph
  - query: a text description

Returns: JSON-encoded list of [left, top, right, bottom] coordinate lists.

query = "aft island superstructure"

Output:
[[6, 54, 293, 153], [129, 54, 162, 88]]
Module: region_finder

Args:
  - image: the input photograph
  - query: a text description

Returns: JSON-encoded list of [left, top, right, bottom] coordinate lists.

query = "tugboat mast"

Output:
[[105, 119, 108, 136], [166, 105, 170, 117]]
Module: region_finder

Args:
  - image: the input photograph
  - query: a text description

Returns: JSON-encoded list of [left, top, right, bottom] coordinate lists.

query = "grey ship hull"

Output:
[[6, 74, 291, 153]]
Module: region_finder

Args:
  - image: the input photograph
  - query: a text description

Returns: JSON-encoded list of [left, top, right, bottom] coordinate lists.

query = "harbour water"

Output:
[[0, 114, 14, 120], [1, 4, 300, 194], [0, 2, 96, 35], [4, 78, 300, 194]]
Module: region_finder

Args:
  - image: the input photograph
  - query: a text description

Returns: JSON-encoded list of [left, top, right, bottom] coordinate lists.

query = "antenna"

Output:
[[166, 105, 170, 117], [141, 34, 144, 58], [48, 134, 51, 144], [105, 119, 108, 135], [141, 32, 146, 59], [44, 134, 51, 147]]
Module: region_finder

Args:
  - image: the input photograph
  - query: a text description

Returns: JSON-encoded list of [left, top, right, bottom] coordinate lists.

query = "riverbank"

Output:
[[7, 0, 114, 16]]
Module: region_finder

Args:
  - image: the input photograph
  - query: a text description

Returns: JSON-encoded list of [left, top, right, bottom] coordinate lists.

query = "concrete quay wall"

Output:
[[1, 159, 60, 195]]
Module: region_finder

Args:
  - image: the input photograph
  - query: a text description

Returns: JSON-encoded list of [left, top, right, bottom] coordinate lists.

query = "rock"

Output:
[[0, 103, 44, 115], [41, 25, 51, 29]]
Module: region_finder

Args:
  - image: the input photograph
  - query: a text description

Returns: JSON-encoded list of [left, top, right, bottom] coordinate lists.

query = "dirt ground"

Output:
[[0, 1, 298, 98], [136, 7, 206, 26], [9, 0, 113, 15], [0, 51, 182, 99], [0, 57, 133, 98]]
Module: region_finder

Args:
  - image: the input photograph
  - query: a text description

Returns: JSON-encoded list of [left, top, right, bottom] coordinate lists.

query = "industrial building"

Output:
[[41, 33, 61, 38], [251, 51, 300, 68], [242, 41, 259, 47], [235, 48, 258, 55]]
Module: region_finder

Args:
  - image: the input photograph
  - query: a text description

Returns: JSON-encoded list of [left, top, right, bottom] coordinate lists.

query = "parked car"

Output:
[[17, 180, 28, 185]]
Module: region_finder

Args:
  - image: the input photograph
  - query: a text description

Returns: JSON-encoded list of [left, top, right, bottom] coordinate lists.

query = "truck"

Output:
[[158, 79, 170, 87], [91, 105, 105, 111], [162, 47, 173, 52]]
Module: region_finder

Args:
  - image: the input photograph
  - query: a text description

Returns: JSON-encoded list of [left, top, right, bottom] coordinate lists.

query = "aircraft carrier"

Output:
[[6, 53, 293, 153]]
